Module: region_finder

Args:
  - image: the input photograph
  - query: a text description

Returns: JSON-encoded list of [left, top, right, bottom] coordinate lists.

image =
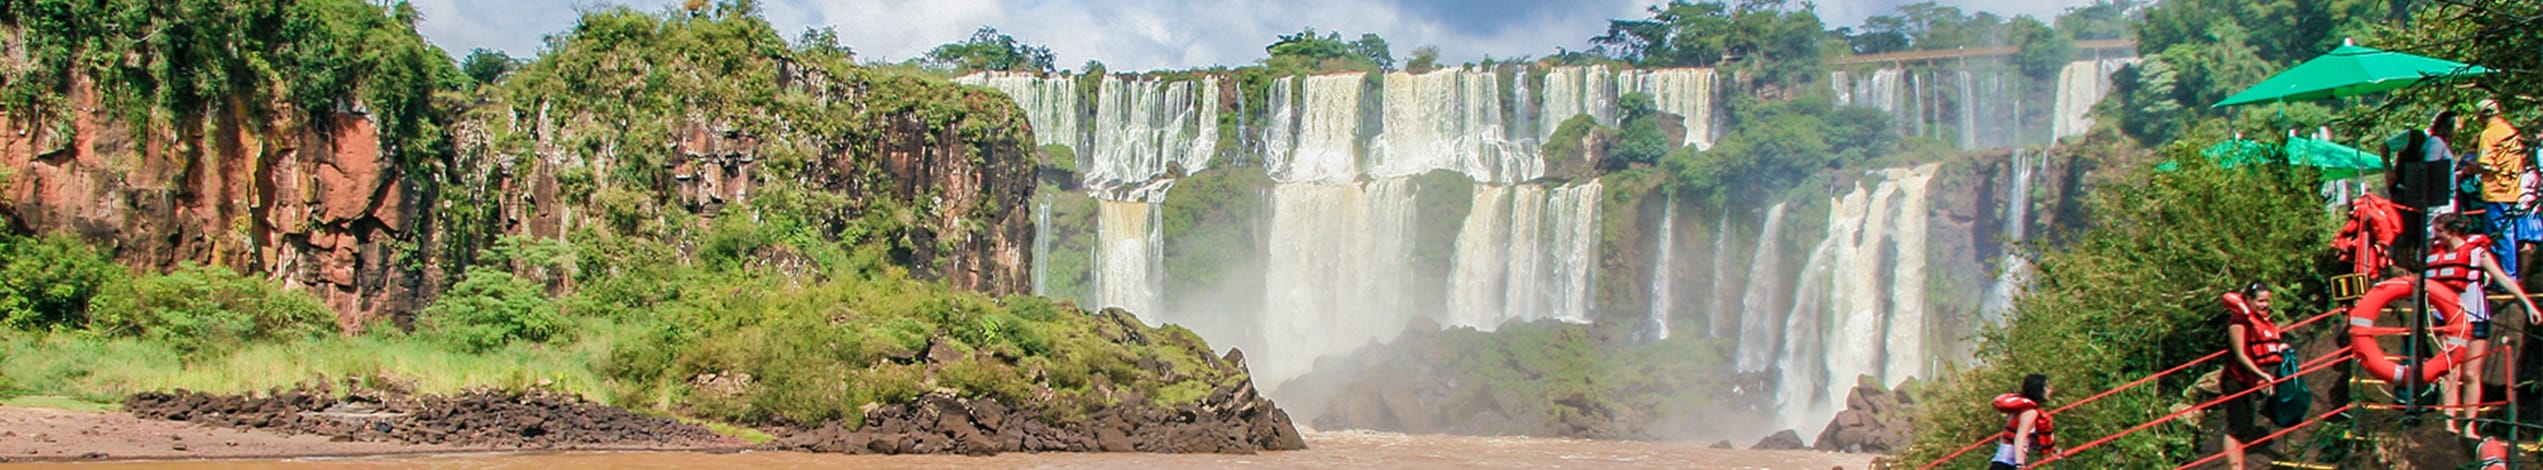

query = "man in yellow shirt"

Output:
[[2476, 98, 2534, 276]]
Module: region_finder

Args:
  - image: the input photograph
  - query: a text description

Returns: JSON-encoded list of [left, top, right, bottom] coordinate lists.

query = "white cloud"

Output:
[[410, 0, 2101, 70]]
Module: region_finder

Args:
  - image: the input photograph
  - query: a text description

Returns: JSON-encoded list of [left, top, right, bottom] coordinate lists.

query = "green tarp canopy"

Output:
[[2155, 137, 2382, 179], [2213, 44, 2491, 108]]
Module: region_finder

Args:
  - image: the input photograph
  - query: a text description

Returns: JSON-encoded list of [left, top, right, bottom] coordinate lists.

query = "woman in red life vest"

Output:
[[2428, 213, 2541, 438], [2221, 283, 2283, 470], [1990, 374, 2054, 469]]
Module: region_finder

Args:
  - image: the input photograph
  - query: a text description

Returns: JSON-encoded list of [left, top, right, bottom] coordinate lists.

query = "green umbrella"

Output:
[[2156, 139, 2280, 172], [2212, 43, 2491, 108]]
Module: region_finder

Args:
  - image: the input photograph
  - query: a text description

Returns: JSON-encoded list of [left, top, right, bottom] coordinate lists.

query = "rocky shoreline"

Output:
[[111, 379, 1305, 457], [123, 387, 735, 450], [772, 382, 1305, 455]]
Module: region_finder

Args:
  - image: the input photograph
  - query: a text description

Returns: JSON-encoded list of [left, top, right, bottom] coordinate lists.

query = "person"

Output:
[[2221, 283, 2288, 470], [2473, 98, 2536, 276], [1990, 374, 2055, 470], [2391, 110, 2462, 260], [2426, 212, 2542, 438]]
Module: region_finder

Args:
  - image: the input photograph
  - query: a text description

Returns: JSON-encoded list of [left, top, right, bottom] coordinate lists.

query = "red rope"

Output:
[[2024, 346, 2353, 468], [2169, 403, 2357, 470], [1913, 308, 2343, 470]]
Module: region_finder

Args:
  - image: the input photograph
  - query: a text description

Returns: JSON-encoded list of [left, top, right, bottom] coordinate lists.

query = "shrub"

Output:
[[90, 263, 331, 354], [419, 266, 565, 353], [0, 233, 126, 330]]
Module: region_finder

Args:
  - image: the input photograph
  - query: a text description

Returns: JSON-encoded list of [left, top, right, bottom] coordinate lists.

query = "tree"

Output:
[[925, 26, 1056, 73], [2009, 16, 2073, 81], [461, 48, 516, 86], [1263, 28, 1390, 74], [1585, 0, 1825, 75], [1352, 33, 1395, 71], [1613, 92, 1671, 166], [796, 26, 853, 60], [1406, 45, 1442, 73]]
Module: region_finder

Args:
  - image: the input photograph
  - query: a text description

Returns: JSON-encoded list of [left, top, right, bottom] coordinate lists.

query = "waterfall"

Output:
[[1094, 193, 1166, 319], [1706, 209, 1740, 338], [1374, 68, 1539, 183], [1955, 70, 1977, 149], [2052, 59, 2137, 142], [1735, 203, 1789, 372], [1882, 167, 1937, 379], [1982, 151, 2039, 323], [1448, 185, 1516, 329], [1539, 65, 1617, 140], [1776, 164, 1941, 436], [1545, 182, 1604, 323], [954, 72, 1080, 150], [1087, 76, 1220, 195], [1033, 195, 1052, 296], [1649, 201, 1679, 340], [1260, 179, 1420, 383], [1268, 74, 1363, 184], [1614, 68, 1722, 150]]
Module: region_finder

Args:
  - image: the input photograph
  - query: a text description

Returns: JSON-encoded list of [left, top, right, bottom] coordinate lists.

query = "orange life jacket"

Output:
[[2425, 235, 2494, 292], [2222, 291, 2288, 371], [1993, 394, 2056, 454]]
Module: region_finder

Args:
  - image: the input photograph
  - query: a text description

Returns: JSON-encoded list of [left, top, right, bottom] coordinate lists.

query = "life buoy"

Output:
[[2478, 437, 2509, 470], [2347, 276, 2472, 383]]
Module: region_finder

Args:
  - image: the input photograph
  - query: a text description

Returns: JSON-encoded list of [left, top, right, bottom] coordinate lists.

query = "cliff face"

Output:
[[1, 76, 425, 330], [3, 69, 1038, 331]]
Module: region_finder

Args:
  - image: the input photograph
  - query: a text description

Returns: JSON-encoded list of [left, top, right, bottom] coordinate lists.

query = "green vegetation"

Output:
[[925, 26, 1057, 73], [0, 0, 459, 171], [1262, 28, 1396, 75], [1665, 94, 1896, 210], [0, 234, 122, 331], [1902, 148, 2339, 466], [1583, 0, 1827, 82]]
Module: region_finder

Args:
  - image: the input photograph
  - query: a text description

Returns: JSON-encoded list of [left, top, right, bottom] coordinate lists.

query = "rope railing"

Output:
[[2024, 346, 2355, 468], [1912, 308, 2345, 470], [2169, 403, 2359, 470]]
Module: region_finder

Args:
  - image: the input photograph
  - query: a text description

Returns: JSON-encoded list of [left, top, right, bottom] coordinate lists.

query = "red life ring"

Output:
[[2346, 276, 2472, 383]]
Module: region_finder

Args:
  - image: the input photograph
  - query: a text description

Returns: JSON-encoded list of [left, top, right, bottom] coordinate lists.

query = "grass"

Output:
[[0, 316, 640, 405]]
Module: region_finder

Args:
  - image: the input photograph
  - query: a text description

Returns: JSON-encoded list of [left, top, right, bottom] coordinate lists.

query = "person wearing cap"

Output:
[[2475, 98, 2535, 276]]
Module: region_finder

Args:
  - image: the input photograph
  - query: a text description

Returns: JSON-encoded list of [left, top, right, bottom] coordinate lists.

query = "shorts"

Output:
[[2484, 202, 2540, 276], [2471, 320, 2494, 340], [2222, 374, 2268, 439]]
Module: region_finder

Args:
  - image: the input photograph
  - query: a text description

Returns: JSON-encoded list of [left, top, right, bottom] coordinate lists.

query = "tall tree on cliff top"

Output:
[[1263, 28, 1395, 74], [1587, 0, 1824, 80], [925, 26, 1057, 73]]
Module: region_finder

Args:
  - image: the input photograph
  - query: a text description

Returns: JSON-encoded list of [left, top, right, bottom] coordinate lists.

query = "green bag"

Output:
[[2266, 349, 2313, 427]]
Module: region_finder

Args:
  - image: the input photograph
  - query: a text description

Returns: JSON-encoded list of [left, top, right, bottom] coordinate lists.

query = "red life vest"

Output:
[[2425, 235, 2494, 292], [1993, 393, 2056, 454], [2222, 292, 2288, 373]]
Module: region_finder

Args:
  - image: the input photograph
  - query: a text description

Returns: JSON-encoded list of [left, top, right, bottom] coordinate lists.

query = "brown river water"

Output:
[[8, 431, 1877, 469]]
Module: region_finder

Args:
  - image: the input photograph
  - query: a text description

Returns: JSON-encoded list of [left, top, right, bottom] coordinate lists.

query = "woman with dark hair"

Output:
[[2427, 212, 2541, 438], [2221, 283, 2286, 470], [1990, 374, 2055, 470]]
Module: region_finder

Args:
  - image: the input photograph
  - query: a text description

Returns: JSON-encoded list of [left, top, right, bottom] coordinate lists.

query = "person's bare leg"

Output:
[[2444, 371, 2465, 435], [2226, 434, 2246, 470], [2465, 340, 2489, 438]]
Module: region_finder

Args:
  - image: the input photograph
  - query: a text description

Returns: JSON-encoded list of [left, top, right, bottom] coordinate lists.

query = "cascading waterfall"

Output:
[[1094, 195, 1167, 319], [1033, 195, 1052, 296], [1087, 76, 1221, 194], [1648, 201, 1679, 340], [1882, 167, 1936, 379], [1981, 151, 2039, 323], [1734, 203, 1789, 372], [1614, 68, 1722, 150], [953, 72, 1079, 150], [1374, 68, 1539, 183], [1260, 179, 1420, 383], [1706, 210, 1740, 338], [1775, 164, 1941, 436], [1540, 66, 1617, 140], [2052, 59, 2137, 142], [1268, 75, 1364, 184]]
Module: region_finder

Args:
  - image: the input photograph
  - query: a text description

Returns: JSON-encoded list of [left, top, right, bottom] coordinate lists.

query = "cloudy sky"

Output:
[[410, 0, 2101, 71]]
